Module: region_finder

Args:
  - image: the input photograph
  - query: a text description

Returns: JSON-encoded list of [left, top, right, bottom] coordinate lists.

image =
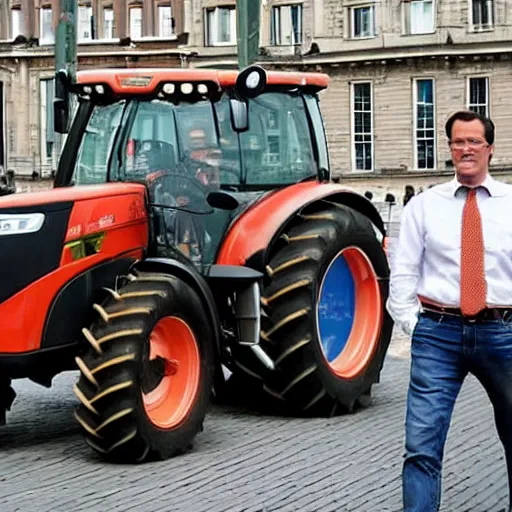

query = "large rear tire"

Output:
[[231, 201, 393, 416], [73, 271, 213, 463]]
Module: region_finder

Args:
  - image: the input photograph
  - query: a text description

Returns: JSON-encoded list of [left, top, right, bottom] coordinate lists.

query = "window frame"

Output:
[[467, 76, 490, 118], [77, 4, 94, 42], [40, 77, 55, 167], [157, 4, 174, 38], [413, 77, 436, 171], [39, 5, 54, 45], [101, 5, 115, 40], [204, 6, 237, 46], [402, 0, 435, 35], [350, 81, 374, 172], [469, 0, 494, 31], [270, 3, 303, 46], [11, 8, 24, 39], [350, 5, 376, 39], [129, 5, 143, 39]]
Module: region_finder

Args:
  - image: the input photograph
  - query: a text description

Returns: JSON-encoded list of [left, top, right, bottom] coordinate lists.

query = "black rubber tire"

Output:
[[230, 200, 393, 416], [73, 271, 214, 463]]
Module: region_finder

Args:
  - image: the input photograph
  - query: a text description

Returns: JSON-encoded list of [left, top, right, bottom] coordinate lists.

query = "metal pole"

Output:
[[55, 0, 77, 84], [236, 0, 260, 69]]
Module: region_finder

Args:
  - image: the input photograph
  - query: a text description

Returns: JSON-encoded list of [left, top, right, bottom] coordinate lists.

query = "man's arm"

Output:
[[386, 195, 425, 336]]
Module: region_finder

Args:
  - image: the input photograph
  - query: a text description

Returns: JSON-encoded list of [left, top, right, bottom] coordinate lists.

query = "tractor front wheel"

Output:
[[231, 201, 393, 416], [73, 271, 213, 462]]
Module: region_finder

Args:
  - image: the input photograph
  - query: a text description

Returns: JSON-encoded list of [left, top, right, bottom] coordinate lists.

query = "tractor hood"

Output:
[[0, 183, 149, 306]]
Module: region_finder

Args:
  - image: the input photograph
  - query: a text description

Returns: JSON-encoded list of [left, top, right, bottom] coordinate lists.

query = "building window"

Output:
[[78, 5, 93, 40], [40, 78, 56, 165], [350, 6, 375, 38], [130, 7, 143, 39], [271, 4, 303, 46], [352, 82, 373, 171], [404, 0, 434, 35], [158, 5, 174, 37], [40, 7, 54, 44], [414, 79, 436, 170], [11, 8, 25, 38], [468, 77, 489, 117], [103, 7, 114, 39], [471, 0, 493, 29], [205, 7, 236, 46]]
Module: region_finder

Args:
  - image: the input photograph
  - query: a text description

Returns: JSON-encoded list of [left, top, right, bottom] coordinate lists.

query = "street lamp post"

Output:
[[53, 0, 77, 134], [55, 0, 77, 84], [236, 0, 260, 69]]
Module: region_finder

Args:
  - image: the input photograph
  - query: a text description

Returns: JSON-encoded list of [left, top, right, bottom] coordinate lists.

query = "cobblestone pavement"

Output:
[[1, 190, 506, 511], [0, 328, 508, 512]]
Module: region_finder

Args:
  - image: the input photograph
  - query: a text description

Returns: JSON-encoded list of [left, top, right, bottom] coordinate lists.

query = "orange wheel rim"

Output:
[[316, 246, 382, 379], [143, 316, 201, 429]]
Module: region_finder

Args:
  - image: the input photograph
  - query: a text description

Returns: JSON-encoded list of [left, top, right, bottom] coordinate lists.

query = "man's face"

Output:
[[450, 119, 493, 184]]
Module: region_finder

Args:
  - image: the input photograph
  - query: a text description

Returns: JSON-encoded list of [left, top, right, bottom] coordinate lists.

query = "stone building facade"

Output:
[[185, 0, 512, 201], [2, 0, 512, 204], [0, 0, 188, 177]]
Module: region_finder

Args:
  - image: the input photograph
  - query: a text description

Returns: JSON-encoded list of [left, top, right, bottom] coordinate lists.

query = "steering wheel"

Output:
[[146, 169, 213, 214]]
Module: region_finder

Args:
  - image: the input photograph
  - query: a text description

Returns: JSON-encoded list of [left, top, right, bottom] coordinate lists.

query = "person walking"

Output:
[[403, 184, 415, 207], [387, 110, 512, 512]]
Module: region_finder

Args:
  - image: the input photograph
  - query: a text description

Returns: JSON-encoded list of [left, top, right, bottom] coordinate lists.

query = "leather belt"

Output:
[[420, 301, 512, 323]]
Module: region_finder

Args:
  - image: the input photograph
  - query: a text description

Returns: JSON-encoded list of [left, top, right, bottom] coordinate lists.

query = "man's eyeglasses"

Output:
[[449, 138, 488, 150]]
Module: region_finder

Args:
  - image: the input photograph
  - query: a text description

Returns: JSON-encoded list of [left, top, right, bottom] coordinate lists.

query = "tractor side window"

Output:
[[73, 101, 125, 184], [304, 94, 329, 172], [242, 93, 316, 185]]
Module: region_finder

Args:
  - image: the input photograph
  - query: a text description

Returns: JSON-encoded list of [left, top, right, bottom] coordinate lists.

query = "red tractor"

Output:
[[0, 65, 393, 462]]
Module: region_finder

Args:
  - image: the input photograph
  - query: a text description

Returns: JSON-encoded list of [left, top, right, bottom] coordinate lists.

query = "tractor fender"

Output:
[[216, 181, 386, 268], [132, 258, 222, 357]]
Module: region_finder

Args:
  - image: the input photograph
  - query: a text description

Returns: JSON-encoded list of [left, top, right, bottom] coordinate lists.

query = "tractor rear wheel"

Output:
[[73, 271, 213, 462], [232, 201, 393, 416]]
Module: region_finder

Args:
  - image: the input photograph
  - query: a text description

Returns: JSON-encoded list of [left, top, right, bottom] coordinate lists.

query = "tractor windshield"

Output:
[[71, 92, 321, 192]]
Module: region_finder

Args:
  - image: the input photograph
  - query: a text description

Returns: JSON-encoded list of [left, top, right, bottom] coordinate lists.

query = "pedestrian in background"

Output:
[[403, 184, 415, 206], [387, 110, 512, 512]]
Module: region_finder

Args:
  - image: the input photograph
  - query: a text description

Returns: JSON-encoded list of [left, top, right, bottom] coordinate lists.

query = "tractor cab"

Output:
[[54, 67, 330, 272]]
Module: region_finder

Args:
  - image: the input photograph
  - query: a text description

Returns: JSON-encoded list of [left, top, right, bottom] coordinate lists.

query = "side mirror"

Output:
[[230, 98, 249, 133], [206, 190, 239, 211], [54, 70, 70, 134], [235, 65, 267, 98]]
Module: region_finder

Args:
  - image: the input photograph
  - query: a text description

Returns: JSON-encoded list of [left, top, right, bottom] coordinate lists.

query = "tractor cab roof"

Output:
[[75, 67, 329, 99]]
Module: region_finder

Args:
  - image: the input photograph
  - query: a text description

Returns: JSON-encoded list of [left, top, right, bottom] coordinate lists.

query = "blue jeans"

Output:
[[403, 312, 512, 512]]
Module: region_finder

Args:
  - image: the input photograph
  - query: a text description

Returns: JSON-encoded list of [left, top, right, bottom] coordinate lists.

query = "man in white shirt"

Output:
[[387, 110, 512, 512]]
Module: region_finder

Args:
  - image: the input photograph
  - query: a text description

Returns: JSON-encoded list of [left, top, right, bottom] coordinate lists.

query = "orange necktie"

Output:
[[460, 188, 487, 316]]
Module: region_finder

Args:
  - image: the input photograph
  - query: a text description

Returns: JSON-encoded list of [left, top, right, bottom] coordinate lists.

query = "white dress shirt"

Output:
[[386, 174, 512, 335]]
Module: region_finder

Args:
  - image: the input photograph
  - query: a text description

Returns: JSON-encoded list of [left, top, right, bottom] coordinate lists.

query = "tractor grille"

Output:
[[0, 202, 73, 304]]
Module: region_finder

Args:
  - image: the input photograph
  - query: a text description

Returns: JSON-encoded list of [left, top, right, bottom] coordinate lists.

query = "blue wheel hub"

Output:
[[317, 252, 355, 364]]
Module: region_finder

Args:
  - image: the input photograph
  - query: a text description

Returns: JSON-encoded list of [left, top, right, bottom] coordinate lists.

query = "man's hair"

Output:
[[445, 110, 495, 145]]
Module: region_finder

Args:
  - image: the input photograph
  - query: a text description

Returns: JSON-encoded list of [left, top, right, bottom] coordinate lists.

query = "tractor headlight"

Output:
[[0, 213, 45, 235]]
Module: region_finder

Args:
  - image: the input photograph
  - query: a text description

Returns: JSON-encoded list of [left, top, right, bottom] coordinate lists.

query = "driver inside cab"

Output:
[[170, 128, 222, 265]]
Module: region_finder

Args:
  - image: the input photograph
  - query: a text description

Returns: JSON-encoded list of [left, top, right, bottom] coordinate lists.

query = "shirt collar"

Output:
[[451, 174, 507, 197]]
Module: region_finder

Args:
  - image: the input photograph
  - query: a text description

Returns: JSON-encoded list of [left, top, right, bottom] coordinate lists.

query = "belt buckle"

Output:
[[465, 315, 478, 324]]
